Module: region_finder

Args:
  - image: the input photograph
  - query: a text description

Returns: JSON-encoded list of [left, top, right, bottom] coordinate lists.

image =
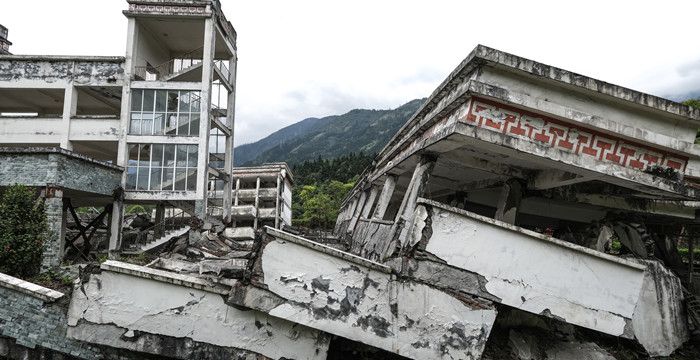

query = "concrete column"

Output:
[[254, 177, 260, 230], [222, 55, 236, 224], [155, 203, 165, 238], [116, 16, 137, 172], [108, 197, 124, 254], [348, 190, 367, 234], [373, 175, 397, 220], [233, 178, 240, 206], [361, 186, 379, 219], [41, 187, 66, 270], [274, 175, 281, 229], [60, 85, 77, 150], [195, 17, 217, 219], [387, 155, 436, 258], [494, 179, 523, 225]]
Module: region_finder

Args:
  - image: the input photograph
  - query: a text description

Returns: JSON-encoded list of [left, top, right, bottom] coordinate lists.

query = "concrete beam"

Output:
[[231, 227, 497, 360]]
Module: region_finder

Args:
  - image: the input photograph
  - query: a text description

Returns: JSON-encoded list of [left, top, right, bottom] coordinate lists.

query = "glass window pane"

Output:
[[136, 168, 149, 190], [190, 92, 201, 112], [126, 167, 137, 190], [165, 113, 178, 135], [128, 144, 139, 165], [131, 89, 143, 111], [176, 145, 188, 167], [149, 167, 162, 191], [187, 145, 199, 167], [153, 113, 165, 135], [129, 113, 142, 135], [138, 144, 151, 167], [189, 113, 200, 136], [174, 168, 187, 190], [161, 168, 174, 191], [167, 91, 179, 112], [179, 91, 190, 112], [140, 112, 154, 135], [164, 145, 176, 167], [209, 135, 218, 153], [177, 114, 190, 135], [186, 169, 197, 191], [151, 144, 164, 167], [143, 90, 155, 112], [155, 90, 167, 112]]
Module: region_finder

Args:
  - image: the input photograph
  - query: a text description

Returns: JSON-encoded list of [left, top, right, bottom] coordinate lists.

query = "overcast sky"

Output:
[[3, 1, 700, 144]]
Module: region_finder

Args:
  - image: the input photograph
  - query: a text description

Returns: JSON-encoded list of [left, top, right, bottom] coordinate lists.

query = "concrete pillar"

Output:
[[222, 55, 236, 224], [393, 155, 436, 244], [195, 17, 217, 219], [373, 175, 397, 220], [361, 186, 379, 219], [233, 178, 240, 206], [494, 179, 523, 225], [41, 187, 66, 270], [108, 197, 124, 254], [60, 85, 77, 151], [348, 190, 368, 234], [155, 202, 165, 238], [274, 175, 281, 229], [254, 177, 260, 230]]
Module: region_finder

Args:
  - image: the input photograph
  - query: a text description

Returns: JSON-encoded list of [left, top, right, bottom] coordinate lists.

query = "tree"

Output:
[[0, 185, 48, 277]]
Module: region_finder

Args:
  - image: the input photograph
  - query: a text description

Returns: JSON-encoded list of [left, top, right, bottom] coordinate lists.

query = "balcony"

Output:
[[231, 205, 257, 218]]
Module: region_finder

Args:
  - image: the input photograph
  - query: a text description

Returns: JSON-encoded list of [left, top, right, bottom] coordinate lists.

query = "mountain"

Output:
[[234, 98, 425, 166]]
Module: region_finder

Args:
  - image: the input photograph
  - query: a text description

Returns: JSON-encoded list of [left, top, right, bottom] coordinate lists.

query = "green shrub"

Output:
[[0, 185, 48, 277]]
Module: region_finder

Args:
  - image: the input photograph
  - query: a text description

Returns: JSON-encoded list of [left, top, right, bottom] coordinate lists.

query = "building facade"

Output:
[[0, 0, 238, 264]]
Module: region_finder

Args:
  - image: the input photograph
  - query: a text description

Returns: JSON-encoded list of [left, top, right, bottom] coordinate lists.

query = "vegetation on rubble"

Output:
[[292, 153, 374, 229], [0, 184, 48, 278]]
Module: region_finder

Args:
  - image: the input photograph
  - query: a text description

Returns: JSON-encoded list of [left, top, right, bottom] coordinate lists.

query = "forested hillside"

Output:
[[235, 99, 424, 166]]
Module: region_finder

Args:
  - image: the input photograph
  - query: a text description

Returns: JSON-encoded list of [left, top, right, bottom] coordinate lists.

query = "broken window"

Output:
[[130, 89, 201, 136], [126, 143, 198, 191]]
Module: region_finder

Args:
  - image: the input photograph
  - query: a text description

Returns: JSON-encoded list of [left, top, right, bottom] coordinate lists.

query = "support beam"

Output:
[[347, 190, 367, 234], [40, 186, 66, 270], [254, 177, 260, 230], [388, 154, 437, 257], [529, 169, 598, 190], [274, 174, 281, 229], [372, 175, 397, 220], [108, 194, 124, 255], [494, 178, 522, 225], [60, 85, 77, 150], [361, 186, 379, 218]]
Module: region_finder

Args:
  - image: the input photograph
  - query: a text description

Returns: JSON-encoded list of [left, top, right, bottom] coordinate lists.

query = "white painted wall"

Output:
[[261, 238, 496, 360], [67, 269, 327, 360], [477, 67, 699, 145], [423, 203, 646, 338]]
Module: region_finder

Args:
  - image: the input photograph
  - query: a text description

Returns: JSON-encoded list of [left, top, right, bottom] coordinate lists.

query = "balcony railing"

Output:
[[133, 46, 203, 81]]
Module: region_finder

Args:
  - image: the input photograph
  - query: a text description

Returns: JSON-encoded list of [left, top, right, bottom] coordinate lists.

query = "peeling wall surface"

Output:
[[419, 201, 646, 338], [0, 149, 122, 196], [631, 260, 689, 356], [0, 57, 125, 86], [249, 232, 497, 360], [67, 267, 328, 360]]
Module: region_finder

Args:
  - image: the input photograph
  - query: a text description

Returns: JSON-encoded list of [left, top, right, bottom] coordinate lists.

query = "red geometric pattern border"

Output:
[[466, 99, 687, 172]]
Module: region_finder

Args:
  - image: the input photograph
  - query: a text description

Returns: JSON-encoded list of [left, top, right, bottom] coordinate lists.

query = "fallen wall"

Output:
[[0, 273, 103, 359], [407, 198, 687, 356], [67, 261, 329, 360], [231, 227, 498, 360]]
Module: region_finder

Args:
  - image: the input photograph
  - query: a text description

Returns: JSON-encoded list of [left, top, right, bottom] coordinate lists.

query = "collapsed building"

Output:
[[1, 1, 700, 360]]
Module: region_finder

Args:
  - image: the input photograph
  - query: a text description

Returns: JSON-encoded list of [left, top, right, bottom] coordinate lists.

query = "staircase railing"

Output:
[[133, 46, 204, 81], [133, 208, 188, 249]]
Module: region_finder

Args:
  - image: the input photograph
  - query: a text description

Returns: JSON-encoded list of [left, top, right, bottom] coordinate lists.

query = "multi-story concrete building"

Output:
[[225, 163, 293, 239], [0, 0, 238, 265], [0, 25, 11, 55]]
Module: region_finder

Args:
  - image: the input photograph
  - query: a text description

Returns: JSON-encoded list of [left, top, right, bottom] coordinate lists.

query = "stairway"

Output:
[[125, 225, 190, 255]]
